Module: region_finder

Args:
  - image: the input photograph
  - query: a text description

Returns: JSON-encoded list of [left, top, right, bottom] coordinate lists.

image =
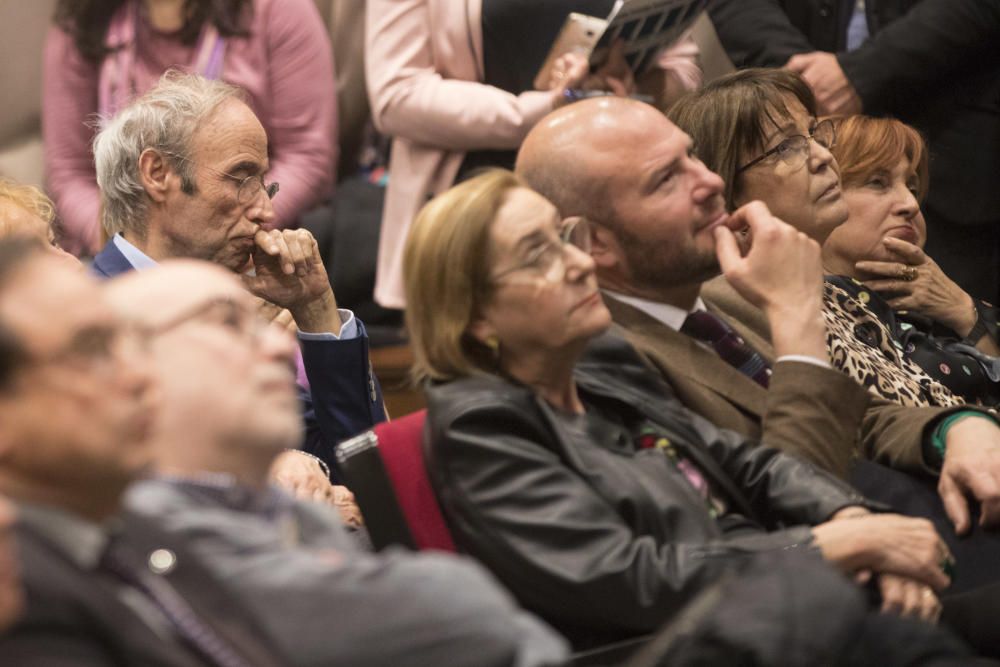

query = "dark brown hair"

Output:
[[828, 115, 929, 203], [668, 68, 817, 210], [54, 0, 252, 64]]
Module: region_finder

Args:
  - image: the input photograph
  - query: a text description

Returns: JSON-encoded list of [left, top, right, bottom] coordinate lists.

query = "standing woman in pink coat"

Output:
[[366, 0, 702, 308], [44, 0, 337, 256]]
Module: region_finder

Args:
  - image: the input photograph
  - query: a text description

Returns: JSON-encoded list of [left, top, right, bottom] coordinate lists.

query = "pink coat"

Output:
[[366, 0, 701, 308], [43, 0, 337, 256]]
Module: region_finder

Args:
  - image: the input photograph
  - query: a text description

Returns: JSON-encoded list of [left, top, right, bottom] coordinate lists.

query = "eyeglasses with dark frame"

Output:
[[162, 151, 280, 205], [736, 119, 837, 175], [491, 217, 593, 285]]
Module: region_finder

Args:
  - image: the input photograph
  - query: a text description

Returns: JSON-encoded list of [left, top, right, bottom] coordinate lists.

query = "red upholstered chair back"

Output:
[[372, 409, 456, 552]]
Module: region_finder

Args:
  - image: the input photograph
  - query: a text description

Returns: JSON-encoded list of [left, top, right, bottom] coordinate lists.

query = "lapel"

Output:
[[572, 338, 759, 520], [120, 514, 285, 667], [90, 239, 136, 279], [14, 522, 205, 666], [603, 293, 768, 420]]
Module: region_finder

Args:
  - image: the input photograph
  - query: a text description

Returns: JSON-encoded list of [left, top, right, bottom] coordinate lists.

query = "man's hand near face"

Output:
[[714, 201, 827, 362], [243, 229, 342, 335], [939, 416, 1000, 535]]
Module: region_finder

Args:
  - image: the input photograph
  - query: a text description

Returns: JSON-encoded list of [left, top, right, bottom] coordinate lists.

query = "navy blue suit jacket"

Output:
[[90, 239, 387, 475]]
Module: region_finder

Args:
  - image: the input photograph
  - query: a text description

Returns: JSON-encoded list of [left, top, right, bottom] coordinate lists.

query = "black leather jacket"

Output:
[[424, 334, 871, 646]]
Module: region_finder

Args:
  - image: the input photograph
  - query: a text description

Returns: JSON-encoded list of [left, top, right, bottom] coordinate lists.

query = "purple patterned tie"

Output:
[[100, 542, 252, 667], [681, 310, 771, 387]]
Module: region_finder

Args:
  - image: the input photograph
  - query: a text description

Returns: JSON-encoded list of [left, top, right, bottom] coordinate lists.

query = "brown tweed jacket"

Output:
[[698, 276, 969, 472], [604, 293, 868, 478]]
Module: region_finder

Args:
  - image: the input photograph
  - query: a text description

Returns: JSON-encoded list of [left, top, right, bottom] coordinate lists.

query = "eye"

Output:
[[773, 137, 800, 159], [518, 242, 550, 269], [220, 309, 244, 332], [865, 175, 888, 189]]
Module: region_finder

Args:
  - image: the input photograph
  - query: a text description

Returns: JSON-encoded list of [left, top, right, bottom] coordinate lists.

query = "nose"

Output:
[[807, 136, 836, 173], [247, 189, 277, 228], [692, 160, 725, 204], [563, 242, 596, 282], [894, 183, 920, 219], [258, 320, 298, 367], [114, 326, 158, 404]]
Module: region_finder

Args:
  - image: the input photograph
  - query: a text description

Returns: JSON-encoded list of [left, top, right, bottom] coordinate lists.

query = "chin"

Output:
[[260, 418, 303, 451], [580, 308, 613, 341], [216, 247, 253, 273]]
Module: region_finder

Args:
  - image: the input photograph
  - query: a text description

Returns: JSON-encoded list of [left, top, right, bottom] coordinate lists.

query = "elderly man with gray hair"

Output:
[[88, 70, 385, 487]]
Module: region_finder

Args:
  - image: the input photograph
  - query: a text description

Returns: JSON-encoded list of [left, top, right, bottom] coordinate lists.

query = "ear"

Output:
[[589, 222, 624, 273], [465, 317, 498, 348], [138, 149, 174, 204]]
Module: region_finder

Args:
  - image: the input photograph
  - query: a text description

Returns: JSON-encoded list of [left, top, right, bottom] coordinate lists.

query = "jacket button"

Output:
[[148, 548, 177, 575]]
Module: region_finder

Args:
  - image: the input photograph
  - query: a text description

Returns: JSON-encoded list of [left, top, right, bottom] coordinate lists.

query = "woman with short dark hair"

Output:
[[670, 68, 972, 409]]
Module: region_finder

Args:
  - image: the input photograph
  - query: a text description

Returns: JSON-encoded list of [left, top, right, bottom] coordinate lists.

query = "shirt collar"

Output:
[[113, 233, 159, 271], [152, 472, 293, 517], [603, 289, 707, 331], [16, 502, 110, 570]]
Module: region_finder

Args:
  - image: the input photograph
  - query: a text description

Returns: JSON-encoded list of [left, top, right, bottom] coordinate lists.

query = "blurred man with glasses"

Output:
[[102, 259, 568, 666], [0, 238, 288, 664]]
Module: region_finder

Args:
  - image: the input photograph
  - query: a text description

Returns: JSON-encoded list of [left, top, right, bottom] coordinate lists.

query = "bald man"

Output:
[[107, 261, 569, 667], [516, 97, 871, 475], [515, 98, 1000, 594]]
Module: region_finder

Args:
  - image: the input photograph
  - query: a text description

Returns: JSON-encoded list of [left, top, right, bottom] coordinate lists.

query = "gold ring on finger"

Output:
[[901, 266, 917, 281]]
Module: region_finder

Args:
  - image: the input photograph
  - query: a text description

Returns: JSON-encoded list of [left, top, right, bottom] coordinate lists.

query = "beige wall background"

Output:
[[0, 2, 731, 193], [0, 0, 59, 188]]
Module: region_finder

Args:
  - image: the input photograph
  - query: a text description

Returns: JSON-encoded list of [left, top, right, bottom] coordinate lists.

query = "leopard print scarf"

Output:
[[824, 281, 964, 408]]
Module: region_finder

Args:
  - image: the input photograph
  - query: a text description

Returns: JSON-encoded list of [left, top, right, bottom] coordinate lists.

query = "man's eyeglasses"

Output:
[[152, 297, 267, 343], [736, 119, 836, 174], [22, 322, 151, 375], [163, 152, 280, 205], [491, 217, 592, 285]]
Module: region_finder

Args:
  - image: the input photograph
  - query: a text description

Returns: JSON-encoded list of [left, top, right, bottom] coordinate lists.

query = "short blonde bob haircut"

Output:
[[0, 179, 56, 229], [828, 115, 929, 203], [404, 169, 524, 383]]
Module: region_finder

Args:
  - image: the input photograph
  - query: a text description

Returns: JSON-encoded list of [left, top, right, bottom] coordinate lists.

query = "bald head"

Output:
[[519, 97, 728, 305], [105, 260, 244, 326], [516, 97, 677, 221], [104, 259, 301, 483]]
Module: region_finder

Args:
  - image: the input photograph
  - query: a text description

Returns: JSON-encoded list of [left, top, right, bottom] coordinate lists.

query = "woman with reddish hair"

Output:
[[822, 115, 1000, 406]]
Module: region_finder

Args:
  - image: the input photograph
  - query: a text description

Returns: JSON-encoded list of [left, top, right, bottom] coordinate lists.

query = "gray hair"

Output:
[[93, 70, 246, 238]]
